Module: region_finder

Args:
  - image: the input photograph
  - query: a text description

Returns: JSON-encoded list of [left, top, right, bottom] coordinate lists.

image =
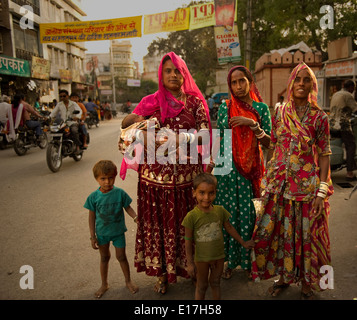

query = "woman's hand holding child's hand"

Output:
[[243, 239, 255, 249]]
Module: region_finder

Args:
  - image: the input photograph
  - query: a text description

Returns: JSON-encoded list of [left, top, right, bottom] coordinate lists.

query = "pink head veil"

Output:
[[133, 52, 211, 127]]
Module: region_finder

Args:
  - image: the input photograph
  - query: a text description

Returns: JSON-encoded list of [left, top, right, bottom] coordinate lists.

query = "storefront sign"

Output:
[[214, 24, 241, 65], [144, 8, 189, 35], [59, 69, 72, 83], [40, 16, 142, 43], [0, 55, 30, 77], [325, 60, 355, 77], [189, 2, 215, 30], [31, 56, 51, 80], [101, 89, 113, 95], [127, 79, 141, 87]]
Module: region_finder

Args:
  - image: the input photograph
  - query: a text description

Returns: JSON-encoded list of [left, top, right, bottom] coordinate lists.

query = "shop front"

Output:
[[317, 56, 357, 111]]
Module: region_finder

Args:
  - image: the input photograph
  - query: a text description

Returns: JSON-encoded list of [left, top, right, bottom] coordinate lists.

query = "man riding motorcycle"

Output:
[[20, 94, 45, 141], [50, 89, 82, 154], [70, 92, 89, 149]]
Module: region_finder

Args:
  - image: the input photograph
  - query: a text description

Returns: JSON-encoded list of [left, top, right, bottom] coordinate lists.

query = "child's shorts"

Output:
[[97, 234, 126, 248]]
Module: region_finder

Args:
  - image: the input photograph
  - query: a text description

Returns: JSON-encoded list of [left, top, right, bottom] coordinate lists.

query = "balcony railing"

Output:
[[16, 48, 41, 61]]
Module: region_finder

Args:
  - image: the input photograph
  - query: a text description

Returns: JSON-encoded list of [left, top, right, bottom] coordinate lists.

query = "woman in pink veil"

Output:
[[125, 52, 211, 294]]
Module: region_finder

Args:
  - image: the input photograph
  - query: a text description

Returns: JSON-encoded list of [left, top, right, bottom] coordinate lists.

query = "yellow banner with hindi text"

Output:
[[40, 16, 142, 43], [144, 8, 190, 35]]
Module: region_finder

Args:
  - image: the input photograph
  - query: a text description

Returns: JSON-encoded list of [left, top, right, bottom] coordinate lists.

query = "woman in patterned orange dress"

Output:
[[251, 62, 333, 299]]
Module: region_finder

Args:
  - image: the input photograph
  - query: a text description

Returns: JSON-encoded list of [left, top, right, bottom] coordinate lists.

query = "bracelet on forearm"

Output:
[[135, 129, 143, 142], [317, 181, 329, 198], [180, 132, 195, 144], [249, 121, 260, 131], [255, 130, 266, 139]]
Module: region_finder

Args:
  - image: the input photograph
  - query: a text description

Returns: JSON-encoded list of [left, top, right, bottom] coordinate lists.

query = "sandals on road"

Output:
[[154, 275, 168, 295]]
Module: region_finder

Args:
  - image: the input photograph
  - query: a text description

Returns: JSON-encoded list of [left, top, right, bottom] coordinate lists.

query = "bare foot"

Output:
[[126, 280, 139, 294], [94, 284, 109, 299]]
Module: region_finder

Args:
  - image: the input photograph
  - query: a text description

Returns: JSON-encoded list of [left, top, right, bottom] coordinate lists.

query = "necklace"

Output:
[[295, 104, 308, 113], [173, 91, 182, 99]]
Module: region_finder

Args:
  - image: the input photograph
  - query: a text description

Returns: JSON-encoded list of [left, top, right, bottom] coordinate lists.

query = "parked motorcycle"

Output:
[[46, 111, 89, 172], [13, 119, 49, 156], [85, 111, 99, 129], [330, 114, 357, 171]]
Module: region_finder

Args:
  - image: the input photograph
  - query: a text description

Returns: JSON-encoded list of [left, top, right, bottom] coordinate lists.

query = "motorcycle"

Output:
[[85, 111, 99, 129], [46, 111, 89, 172], [13, 118, 49, 156], [330, 114, 357, 171]]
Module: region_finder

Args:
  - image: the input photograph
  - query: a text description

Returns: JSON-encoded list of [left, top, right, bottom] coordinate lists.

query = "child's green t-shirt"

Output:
[[182, 205, 230, 262], [84, 186, 132, 237]]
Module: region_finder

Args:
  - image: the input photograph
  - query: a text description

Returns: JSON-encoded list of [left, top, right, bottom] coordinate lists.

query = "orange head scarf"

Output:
[[227, 65, 264, 198]]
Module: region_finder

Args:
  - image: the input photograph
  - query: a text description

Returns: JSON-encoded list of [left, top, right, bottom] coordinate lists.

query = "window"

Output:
[[13, 20, 39, 55]]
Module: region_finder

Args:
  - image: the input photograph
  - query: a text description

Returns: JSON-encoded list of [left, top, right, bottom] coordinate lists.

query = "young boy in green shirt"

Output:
[[84, 160, 138, 298], [182, 173, 255, 300]]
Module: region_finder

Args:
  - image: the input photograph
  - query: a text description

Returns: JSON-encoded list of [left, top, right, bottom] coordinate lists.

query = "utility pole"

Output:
[[245, 0, 252, 71], [110, 40, 117, 110]]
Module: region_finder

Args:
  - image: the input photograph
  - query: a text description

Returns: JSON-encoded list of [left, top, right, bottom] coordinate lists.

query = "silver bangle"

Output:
[[135, 129, 142, 141]]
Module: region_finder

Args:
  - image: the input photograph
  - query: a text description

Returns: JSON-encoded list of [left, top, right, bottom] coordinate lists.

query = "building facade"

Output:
[[254, 42, 322, 111], [0, 0, 87, 105]]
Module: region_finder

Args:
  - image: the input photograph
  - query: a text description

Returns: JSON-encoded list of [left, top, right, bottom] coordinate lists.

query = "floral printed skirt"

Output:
[[134, 179, 195, 283], [251, 193, 331, 291]]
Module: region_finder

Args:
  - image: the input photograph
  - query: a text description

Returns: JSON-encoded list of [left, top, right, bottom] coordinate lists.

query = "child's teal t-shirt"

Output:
[[182, 205, 230, 262], [84, 186, 132, 237]]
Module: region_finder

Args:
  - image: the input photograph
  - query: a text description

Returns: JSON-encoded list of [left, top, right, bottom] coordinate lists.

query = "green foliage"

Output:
[[242, 0, 357, 64]]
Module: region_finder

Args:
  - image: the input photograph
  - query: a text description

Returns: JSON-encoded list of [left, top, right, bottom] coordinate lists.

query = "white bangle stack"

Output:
[[135, 129, 143, 141], [317, 181, 329, 199], [180, 132, 195, 144], [250, 121, 266, 139]]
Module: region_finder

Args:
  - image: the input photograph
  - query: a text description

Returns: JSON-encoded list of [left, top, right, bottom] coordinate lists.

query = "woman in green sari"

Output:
[[209, 66, 271, 279]]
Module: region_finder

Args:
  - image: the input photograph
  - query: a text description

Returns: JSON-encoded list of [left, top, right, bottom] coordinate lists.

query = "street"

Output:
[[0, 115, 356, 301]]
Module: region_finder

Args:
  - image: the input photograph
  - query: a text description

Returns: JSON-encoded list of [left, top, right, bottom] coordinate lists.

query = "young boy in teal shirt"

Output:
[[84, 160, 138, 298]]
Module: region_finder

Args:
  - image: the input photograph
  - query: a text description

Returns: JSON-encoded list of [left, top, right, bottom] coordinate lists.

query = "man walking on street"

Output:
[[329, 80, 357, 181]]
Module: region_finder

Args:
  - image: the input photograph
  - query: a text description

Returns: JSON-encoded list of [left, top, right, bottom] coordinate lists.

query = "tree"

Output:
[[243, 0, 357, 64]]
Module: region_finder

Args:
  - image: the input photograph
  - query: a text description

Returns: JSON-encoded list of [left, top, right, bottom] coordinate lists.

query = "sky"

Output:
[[80, 0, 193, 71]]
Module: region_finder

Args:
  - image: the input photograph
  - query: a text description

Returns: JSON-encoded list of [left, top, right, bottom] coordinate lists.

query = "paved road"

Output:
[[0, 116, 356, 302]]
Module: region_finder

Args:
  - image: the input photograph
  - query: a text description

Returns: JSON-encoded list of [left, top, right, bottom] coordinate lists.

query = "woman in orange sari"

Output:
[[251, 62, 333, 299], [210, 66, 271, 279]]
